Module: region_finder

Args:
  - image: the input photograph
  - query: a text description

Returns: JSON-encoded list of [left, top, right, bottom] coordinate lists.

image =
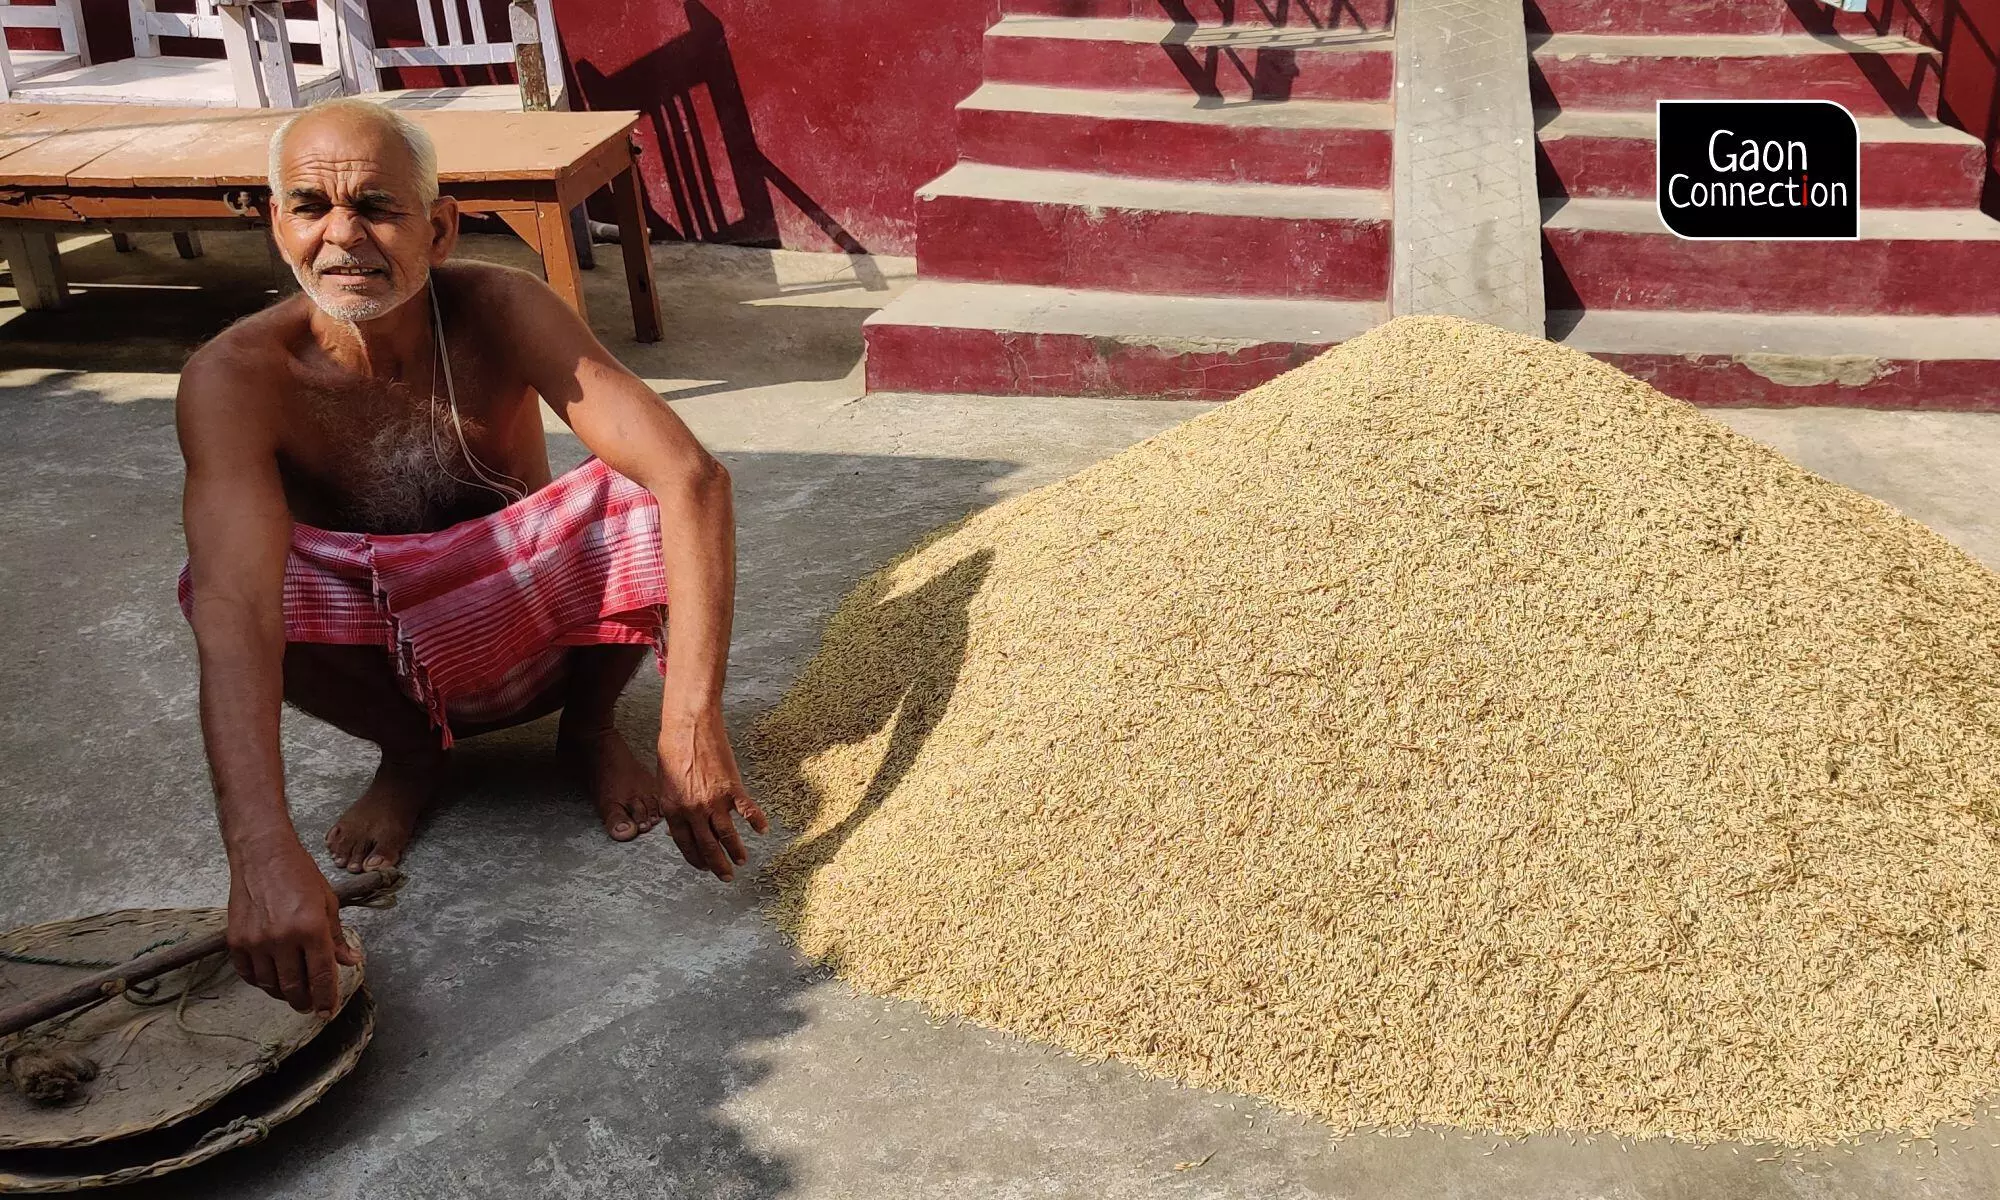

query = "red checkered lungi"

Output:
[[179, 457, 668, 747]]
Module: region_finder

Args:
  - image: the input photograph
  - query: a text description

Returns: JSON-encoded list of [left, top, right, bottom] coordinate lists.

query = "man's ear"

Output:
[[428, 195, 460, 266]]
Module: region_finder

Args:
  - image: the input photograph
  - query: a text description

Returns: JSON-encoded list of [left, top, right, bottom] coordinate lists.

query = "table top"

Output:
[[0, 103, 641, 190]]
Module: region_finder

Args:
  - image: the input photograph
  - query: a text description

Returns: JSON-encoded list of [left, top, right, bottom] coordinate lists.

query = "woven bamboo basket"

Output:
[[0, 906, 371, 1189], [0, 988, 374, 1192]]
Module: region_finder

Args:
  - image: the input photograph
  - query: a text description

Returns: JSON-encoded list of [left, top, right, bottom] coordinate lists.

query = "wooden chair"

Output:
[[0, 0, 89, 100], [3, 0, 341, 107], [334, 0, 597, 266], [337, 0, 565, 112]]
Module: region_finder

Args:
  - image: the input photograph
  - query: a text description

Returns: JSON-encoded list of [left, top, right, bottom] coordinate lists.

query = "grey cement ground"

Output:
[[4, 230, 2000, 1199]]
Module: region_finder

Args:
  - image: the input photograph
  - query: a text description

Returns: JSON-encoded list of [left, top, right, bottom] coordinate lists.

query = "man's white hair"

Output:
[[266, 98, 440, 207]]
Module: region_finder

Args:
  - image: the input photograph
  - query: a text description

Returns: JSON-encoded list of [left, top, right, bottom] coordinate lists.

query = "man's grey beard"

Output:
[[292, 257, 426, 323]]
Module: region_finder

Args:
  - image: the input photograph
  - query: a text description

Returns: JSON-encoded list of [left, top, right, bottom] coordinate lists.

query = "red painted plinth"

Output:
[[865, 323, 1333, 399], [987, 33, 1393, 101], [959, 107, 1393, 187], [1538, 131, 1985, 208], [1544, 227, 2000, 314], [918, 194, 1391, 298]]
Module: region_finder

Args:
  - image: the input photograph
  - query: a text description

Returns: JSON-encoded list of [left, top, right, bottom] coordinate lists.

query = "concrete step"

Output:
[[864, 280, 1384, 399], [985, 16, 1394, 101], [999, 0, 1394, 28], [916, 163, 1391, 298], [1536, 108, 1987, 208], [1530, 32, 1939, 118], [1527, 0, 1912, 38], [1543, 196, 2000, 315], [956, 83, 1393, 187], [1552, 309, 2000, 411]]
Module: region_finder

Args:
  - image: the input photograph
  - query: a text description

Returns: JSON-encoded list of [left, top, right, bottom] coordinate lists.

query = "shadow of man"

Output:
[[749, 545, 995, 948]]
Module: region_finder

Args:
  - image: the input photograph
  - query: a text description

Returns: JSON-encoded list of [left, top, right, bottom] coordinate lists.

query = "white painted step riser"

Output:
[[920, 163, 1390, 222]]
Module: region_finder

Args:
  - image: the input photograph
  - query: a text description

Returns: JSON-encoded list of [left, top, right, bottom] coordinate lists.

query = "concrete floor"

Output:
[[3, 230, 2000, 1199]]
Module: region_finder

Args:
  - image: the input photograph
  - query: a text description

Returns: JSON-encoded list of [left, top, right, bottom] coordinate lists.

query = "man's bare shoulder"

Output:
[[440, 259, 565, 319], [438, 260, 605, 390], [181, 300, 311, 398], [176, 299, 311, 439]]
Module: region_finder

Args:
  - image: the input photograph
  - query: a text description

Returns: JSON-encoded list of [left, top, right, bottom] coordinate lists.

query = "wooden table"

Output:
[[0, 102, 661, 341]]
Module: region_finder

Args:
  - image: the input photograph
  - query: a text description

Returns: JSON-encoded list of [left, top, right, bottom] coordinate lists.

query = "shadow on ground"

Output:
[[752, 545, 992, 947], [0, 370, 1013, 1199], [0, 230, 911, 402]]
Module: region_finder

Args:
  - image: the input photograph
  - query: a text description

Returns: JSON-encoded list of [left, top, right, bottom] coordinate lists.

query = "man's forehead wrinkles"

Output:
[[289, 153, 394, 171], [278, 154, 416, 203]]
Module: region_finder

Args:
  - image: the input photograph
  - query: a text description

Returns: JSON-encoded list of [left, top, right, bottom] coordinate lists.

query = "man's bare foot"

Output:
[[325, 748, 449, 873], [558, 727, 659, 842]]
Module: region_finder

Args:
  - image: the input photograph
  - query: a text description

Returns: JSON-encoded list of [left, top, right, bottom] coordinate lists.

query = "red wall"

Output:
[[1913, 0, 2000, 215], [544, 0, 2000, 239], [548, 0, 995, 254], [38, 1, 2000, 244], [43, 0, 992, 254]]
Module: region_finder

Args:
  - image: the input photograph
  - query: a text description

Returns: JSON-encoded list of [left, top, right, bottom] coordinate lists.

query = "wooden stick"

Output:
[[0, 870, 401, 1040]]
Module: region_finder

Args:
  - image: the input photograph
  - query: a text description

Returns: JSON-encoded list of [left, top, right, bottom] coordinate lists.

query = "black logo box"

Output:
[[1655, 100, 1860, 241]]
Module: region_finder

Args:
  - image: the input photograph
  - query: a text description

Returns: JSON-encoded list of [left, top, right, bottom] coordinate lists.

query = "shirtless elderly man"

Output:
[[177, 99, 764, 1015]]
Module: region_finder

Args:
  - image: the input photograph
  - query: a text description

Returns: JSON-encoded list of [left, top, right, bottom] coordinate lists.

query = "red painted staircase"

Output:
[[1531, 2, 2000, 409], [865, 0, 2000, 409], [866, 1, 1396, 401]]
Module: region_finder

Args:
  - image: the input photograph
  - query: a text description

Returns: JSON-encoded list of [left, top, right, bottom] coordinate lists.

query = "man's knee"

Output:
[[283, 643, 399, 701], [282, 644, 436, 750]]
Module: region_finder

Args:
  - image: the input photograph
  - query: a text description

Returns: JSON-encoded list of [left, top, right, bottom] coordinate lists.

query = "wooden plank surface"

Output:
[[64, 108, 286, 188], [413, 111, 637, 184], [0, 106, 160, 187], [0, 104, 106, 170], [0, 102, 642, 188], [0, 104, 77, 144]]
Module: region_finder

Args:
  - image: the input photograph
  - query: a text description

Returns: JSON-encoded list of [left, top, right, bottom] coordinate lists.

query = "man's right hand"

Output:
[[226, 836, 359, 1016]]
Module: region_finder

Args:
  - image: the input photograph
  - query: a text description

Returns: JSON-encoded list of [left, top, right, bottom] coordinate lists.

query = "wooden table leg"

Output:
[[494, 210, 541, 255], [534, 199, 589, 328], [0, 226, 69, 311], [610, 163, 661, 343], [569, 204, 594, 271], [174, 232, 204, 260]]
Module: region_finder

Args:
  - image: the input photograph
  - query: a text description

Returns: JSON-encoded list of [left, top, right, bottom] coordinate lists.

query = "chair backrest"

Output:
[[127, 0, 338, 68], [337, 0, 561, 101], [0, 0, 87, 62], [0, 0, 87, 99]]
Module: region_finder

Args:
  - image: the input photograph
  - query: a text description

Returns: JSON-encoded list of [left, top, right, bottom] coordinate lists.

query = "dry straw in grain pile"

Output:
[[749, 316, 2000, 1145]]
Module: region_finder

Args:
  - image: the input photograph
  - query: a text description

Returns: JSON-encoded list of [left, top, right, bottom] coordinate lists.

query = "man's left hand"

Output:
[[657, 709, 768, 881]]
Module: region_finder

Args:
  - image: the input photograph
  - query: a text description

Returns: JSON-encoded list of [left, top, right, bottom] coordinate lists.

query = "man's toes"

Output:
[[597, 799, 639, 841]]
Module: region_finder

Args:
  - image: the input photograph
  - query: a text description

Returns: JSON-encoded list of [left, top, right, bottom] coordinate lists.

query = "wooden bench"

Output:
[[0, 102, 662, 342]]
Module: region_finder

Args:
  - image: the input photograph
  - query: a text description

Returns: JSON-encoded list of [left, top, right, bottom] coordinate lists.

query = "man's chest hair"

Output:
[[283, 351, 519, 533], [290, 336, 511, 447]]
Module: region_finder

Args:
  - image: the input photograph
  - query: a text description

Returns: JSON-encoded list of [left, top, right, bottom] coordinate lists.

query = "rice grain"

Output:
[[750, 316, 2000, 1145]]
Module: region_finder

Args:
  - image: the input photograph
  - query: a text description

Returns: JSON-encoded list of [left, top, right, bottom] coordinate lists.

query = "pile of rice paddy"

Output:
[[749, 315, 2000, 1144]]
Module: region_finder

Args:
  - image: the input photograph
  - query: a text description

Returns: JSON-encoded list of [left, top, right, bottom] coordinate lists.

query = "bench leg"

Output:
[[174, 231, 204, 260], [534, 199, 589, 329], [570, 203, 594, 270], [111, 232, 134, 253], [1, 226, 68, 311], [610, 164, 660, 343]]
